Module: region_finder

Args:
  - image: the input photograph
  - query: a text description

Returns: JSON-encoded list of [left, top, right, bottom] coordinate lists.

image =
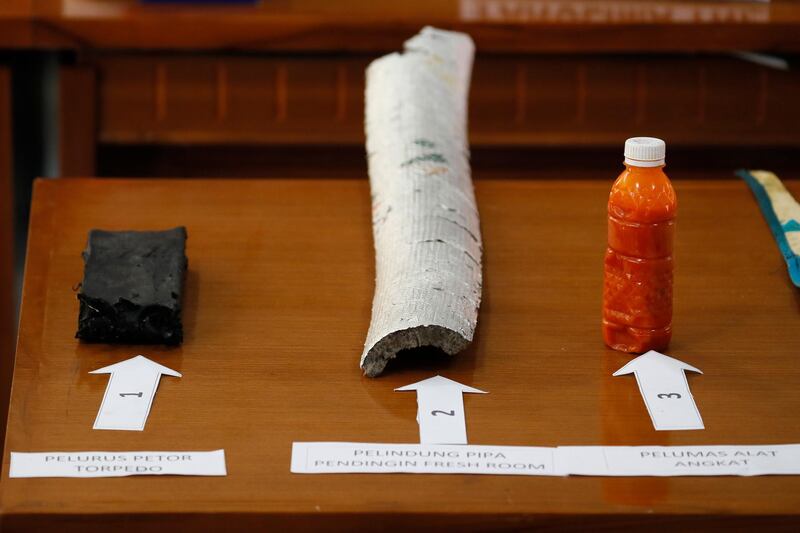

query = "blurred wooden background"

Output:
[[0, 67, 13, 454], [1, 0, 799, 176]]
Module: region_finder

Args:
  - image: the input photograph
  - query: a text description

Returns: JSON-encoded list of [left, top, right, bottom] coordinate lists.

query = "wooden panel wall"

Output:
[[93, 54, 800, 148], [59, 66, 96, 177], [96, 56, 368, 145], [25, 0, 800, 53]]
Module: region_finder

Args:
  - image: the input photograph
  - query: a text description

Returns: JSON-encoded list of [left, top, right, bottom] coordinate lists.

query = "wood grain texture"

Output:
[[25, 0, 800, 52], [95, 55, 370, 146], [92, 54, 800, 148], [0, 0, 34, 47], [3, 2, 800, 52], [0, 67, 14, 460], [59, 66, 96, 177], [2, 177, 800, 530], [0, 1, 70, 48]]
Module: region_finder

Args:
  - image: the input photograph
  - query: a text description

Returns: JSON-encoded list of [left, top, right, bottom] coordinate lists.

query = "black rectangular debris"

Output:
[[76, 227, 188, 345]]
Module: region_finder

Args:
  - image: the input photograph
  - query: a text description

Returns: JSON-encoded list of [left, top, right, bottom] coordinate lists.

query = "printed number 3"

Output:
[[431, 410, 455, 417], [657, 393, 682, 399]]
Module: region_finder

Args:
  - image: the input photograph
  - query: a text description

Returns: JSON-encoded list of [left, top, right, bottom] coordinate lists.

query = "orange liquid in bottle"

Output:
[[602, 161, 676, 353]]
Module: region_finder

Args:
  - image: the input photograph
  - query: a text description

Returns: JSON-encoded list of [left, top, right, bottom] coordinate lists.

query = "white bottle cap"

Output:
[[624, 137, 666, 167]]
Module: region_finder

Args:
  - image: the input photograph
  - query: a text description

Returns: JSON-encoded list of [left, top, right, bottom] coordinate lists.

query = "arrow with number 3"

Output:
[[396, 375, 487, 445], [614, 350, 704, 431]]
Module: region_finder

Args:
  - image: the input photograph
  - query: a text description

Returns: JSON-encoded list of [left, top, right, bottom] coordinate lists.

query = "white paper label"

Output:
[[9, 450, 227, 478], [291, 442, 562, 476], [292, 443, 800, 477], [561, 445, 800, 477]]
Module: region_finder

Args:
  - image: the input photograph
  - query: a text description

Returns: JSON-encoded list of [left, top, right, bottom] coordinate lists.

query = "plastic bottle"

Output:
[[602, 137, 676, 353]]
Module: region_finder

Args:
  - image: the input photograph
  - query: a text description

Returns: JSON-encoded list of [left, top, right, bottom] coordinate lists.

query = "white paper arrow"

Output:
[[90, 355, 181, 431], [613, 350, 704, 431], [395, 375, 486, 445]]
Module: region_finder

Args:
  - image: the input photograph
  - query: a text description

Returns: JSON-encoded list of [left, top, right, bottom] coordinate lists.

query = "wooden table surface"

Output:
[[2, 177, 800, 531]]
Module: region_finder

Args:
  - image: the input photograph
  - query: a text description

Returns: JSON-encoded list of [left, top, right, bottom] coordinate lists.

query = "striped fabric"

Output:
[[738, 169, 800, 287]]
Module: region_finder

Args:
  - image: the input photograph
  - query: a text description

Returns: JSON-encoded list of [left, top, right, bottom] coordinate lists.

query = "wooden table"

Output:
[[2, 177, 799, 530]]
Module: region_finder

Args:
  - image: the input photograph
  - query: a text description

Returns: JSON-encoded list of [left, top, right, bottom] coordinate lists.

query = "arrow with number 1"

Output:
[[613, 350, 704, 431], [90, 355, 181, 431], [395, 375, 486, 445]]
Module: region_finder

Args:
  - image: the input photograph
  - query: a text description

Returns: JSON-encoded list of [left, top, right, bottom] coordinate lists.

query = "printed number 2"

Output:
[[657, 393, 682, 399], [431, 410, 455, 417]]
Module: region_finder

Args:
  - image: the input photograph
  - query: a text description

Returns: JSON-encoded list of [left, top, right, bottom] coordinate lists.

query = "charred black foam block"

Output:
[[76, 227, 188, 345]]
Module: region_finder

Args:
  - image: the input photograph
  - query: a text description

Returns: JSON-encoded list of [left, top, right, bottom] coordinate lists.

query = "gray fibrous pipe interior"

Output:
[[360, 26, 482, 377]]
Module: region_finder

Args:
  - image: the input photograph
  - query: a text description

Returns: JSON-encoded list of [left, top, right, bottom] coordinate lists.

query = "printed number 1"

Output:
[[431, 410, 455, 417], [657, 393, 682, 399]]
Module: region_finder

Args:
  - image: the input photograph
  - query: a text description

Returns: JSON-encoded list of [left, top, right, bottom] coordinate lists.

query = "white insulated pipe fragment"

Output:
[[360, 27, 482, 377]]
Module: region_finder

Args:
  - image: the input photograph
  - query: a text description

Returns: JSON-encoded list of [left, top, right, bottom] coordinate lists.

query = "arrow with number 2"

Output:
[[396, 375, 486, 445], [614, 350, 704, 431]]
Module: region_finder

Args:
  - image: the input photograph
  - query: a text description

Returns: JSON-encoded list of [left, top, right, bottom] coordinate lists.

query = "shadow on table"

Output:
[[601, 351, 670, 507]]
